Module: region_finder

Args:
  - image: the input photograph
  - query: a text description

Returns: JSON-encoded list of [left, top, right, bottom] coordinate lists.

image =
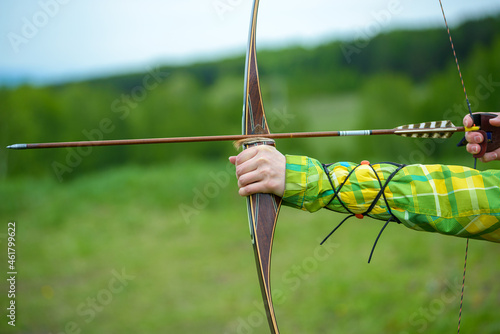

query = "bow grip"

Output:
[[470, 113, 500, 158]]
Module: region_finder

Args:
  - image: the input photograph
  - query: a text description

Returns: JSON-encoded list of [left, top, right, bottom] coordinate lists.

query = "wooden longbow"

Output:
[[241, 0, 282, 332]]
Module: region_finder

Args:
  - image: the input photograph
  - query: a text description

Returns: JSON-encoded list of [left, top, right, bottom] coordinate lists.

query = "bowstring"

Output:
[[438, 0, 473, 120], [438, 1, 471, 332], [457, 238, 469, 334]]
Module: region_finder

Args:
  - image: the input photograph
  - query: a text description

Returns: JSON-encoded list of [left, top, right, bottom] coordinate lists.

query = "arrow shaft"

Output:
[[7, 126, 467, 149]]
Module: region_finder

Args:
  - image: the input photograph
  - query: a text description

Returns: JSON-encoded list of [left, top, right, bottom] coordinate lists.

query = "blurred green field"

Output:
[[0, 161, 498, 333]]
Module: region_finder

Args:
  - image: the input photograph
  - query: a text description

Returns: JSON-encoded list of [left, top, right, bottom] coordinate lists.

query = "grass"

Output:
[[0, 161, 499, 333]]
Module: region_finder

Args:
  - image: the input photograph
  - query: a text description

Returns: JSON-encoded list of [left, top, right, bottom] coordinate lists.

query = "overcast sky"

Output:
[[1, 0, 499, 85]]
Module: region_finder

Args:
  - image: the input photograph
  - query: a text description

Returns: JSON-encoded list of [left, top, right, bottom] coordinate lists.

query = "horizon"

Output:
[[1, 0, 500, 87]]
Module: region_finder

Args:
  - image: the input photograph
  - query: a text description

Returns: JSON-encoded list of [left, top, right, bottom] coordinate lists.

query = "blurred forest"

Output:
[[3, 15, 500, 181]]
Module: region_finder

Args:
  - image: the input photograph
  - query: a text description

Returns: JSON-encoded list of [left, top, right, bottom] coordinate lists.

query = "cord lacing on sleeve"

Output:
[[319, 161, 406, 263]]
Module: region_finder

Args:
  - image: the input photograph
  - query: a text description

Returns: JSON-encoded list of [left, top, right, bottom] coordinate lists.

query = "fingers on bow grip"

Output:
[[472, 113, 500, 158]]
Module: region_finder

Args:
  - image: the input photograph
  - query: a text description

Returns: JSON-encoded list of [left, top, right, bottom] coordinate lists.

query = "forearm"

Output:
[[282, 155, 500, 243]]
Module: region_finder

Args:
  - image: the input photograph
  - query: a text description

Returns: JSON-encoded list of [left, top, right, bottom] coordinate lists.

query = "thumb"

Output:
[[228, 156, 237, 166]]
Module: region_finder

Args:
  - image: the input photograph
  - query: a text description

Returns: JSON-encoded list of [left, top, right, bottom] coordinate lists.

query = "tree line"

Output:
[[3, 14, 500, 180]]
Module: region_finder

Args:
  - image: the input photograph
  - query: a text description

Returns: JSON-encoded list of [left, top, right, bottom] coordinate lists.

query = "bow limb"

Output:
[[242, 0, 282, 333]]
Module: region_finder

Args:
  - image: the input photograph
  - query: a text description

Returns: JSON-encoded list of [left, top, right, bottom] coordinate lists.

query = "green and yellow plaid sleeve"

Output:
[[283, 155, 500, 243]]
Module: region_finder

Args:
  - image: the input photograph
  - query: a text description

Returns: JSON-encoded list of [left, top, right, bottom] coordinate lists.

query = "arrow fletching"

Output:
[[395, 120, 458, 139]]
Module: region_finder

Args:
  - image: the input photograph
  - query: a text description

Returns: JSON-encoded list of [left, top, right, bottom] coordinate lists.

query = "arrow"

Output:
[[6, 120, 478, 150]]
